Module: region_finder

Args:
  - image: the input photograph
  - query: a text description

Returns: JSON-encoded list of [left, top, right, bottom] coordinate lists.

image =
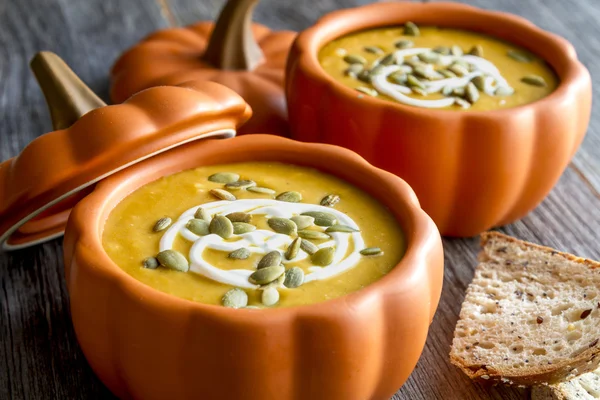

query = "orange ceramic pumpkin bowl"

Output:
[[63, 134, 443, 400], [286, 2, 592, 237]]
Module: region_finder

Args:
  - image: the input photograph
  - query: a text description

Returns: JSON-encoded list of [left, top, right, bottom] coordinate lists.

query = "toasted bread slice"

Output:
[[532, 367, 600, 399], [450, 232, 600, 386]]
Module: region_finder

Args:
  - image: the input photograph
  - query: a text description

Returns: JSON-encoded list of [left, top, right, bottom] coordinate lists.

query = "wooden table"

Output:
[[1, 0, 598, 399]]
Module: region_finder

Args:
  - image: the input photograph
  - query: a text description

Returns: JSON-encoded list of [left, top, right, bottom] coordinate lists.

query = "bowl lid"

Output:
[[0, 52, 251, 251]]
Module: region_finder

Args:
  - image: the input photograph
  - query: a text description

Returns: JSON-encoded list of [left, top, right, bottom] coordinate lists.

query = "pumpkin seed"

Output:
[[468, 45, 483, 57], [290, 215, 314, 230], [417, 51, 440, 64], [157, 250, 189, 272], [226, 212, 252, 223], [343, 54, 367, 65], [438, 69, 457, 78], [186, 218, 210, 236], [360, 247, 383, 256], [404, 59, 426, 69], [403, 21, 420, 36], [153, 217, 171, 232], [379, 53, 396, 66], [452, 87, 465, 97], [453, 59, 469, 68], [521, 74, 547, 87], [301, 211, 337, 226], [257, 251, 282, 269], [471, 75, 486, 91], [320, 194, 340, 207], [312, 247, 335, 266], [451, 45, 464, 56], [222, 288, 248, 308], [507, 50, 533, 63], [233, 222, 256, 235], [260, 273, 285, 290], [389, 72, 407, 85], [142, 256, 159, 269], [454, 97, 471, 109], [247, 186, 276, 195], [441, 86, 453, 96], [394, 39, 413, 49], [249, 265, 285, 285], [228, 248, 251, 260], [357, 70, 372, 84], [284, 267, 305, 289], [225, 179, 256, 190], [194, 207, 210, 222], [344, 63, 364, 77], [267, 217, 297, 235], [276, 191, 302, 203], [261, 287, 280, 306], [210, 188, 236, 201], [325, 224, 359, 233], [465, 82, 480, 104], [412, 87, 427, 96], [364, 45, 384, 54], [298, 230, 330, 240], [407, 74, 425, 90], [208, 172, 239, 184], [370, 65, 385, 76], [495, 86, 515, 96], [356, 87, 378, 97], [300, 239, 319, 255], [209, 215, 234, 238], [433, 46, 450, 55], [448, 64, 469, 77], [285, 238, 302, 260]]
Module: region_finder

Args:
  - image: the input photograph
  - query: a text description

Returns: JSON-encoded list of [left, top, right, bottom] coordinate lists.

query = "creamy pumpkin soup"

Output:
[[319, 23, 558, 110], [103, 162, 405, 308]]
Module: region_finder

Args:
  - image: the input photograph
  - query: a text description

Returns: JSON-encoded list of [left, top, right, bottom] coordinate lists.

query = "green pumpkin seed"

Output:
[[412, 87, 427, 96], [186, 218, 210, 236], [267, 217, 297, 235], [225, 180, 256, 190], [261, 273, 285, 289], [451, 45, 464, 56], [389, 72, 407, 85], [210, 188, 236, 201], [507, 50, 533, 63], [379, 53, 396, 66], [209, 215, 234, 238], [226, 212, 252, 223], [228, 248, 251, 260], [320, 194, 340, 207], [301, 211, 337, 227], [247, 186, 276, 195], [142, 257, 159, 269], [403, 59, 426, 69], [276, 191, 302, 203], [357, 70, 372, 84], [343, 54, 367, 65], [300, 239, 319, 255], [521, 74, 547, 87], [261, 287, 280, 306], [417, 52, 440, 64], [208, 172, 240, 184], [194, 207, 210, 222], [257, 251, 282, 269], [448, 64, 469, 77], [285, 238, 302, 260], [157, 250, 189, 272], [344, 63, 364, 77], [283, 267, 305, 288], [360, 247, 383, 256], [249, 265, 285, 285], [233, 222, 256, 235], [298, 230, 330, 240], [495, 86, 515, 96], [407, 74, 425, 90], [325, 224, 359, 233], [438, 69, 457, 78], [454, 97, 471, 109], [153, 217, 171, 232], [452, 87, 465, 97], [290, 215, 314, 230], [433, 46, 450, 55], [395, 39, 413, 49], [370, 65, 385, 76], [312, 247, 335, 266], [403, 21, 420, 36], [468, 45, 483, 57], [364, 45, 384, 54], [465, 82, 480, 104], [441, 86, 453, 96], [471, 75, 486, 91], [222, 288, 248, 308], [355, 87, 378, 97]]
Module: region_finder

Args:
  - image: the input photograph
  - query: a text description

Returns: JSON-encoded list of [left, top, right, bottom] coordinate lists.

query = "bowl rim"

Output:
[[290, 1, 589, 118], [66, 134, 442, 321]]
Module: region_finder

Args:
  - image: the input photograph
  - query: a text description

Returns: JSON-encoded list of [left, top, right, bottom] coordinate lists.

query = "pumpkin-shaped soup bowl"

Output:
[[63, 132, 443, 400], [286, 2, 591, 237]]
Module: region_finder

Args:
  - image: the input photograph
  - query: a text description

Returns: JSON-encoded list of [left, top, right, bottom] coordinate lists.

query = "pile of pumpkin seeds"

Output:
[[339, 21, 547, 108], [143, 173, 383, 309]]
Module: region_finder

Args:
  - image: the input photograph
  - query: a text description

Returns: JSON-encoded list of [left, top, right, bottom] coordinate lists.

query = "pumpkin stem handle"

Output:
[[202, 0, 264, 70], [30, 51, 106, 130]]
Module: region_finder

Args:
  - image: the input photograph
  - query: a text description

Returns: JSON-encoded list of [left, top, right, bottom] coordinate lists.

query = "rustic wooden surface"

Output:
[[0, 0, 598, 399]]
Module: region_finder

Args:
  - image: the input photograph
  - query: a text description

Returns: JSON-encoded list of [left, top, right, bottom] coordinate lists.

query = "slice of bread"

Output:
[[450, 232, 600, 386], [532, 367, 600, 399]]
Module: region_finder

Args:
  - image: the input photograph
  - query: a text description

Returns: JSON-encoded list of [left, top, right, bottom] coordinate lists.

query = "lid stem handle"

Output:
[[202, 0, 264, 71], [30, 52, 106, 130]]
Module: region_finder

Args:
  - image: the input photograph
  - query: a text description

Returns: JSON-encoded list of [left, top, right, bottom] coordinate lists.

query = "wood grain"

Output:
[[0, 0, 598, 399]]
